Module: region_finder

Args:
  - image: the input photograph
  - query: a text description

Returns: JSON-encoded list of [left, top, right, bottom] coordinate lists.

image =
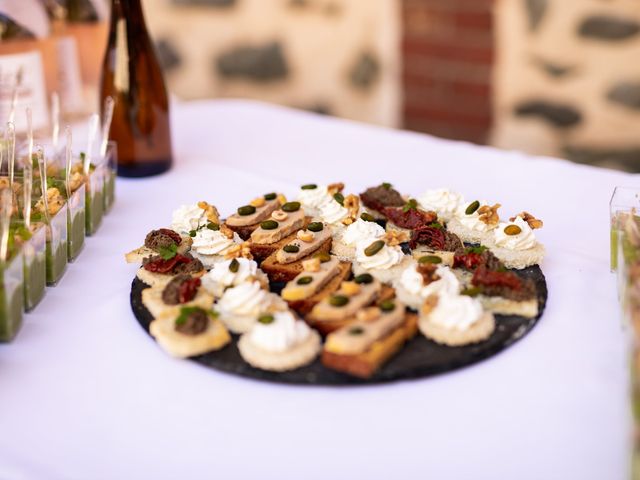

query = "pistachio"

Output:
[[189, 229, 197, 238], [504, 224, 522, 236], [380, 300, 395, 312], [229, 258, 240, 273], [348, 326, 364, 335], [364, 240, 385, 257], [329, 295, 349, 307], [314, 251, 331, 263], [271, 210, 288, 221], [297, 230, 314, 242], [283, 244, 300, 253], [461, 287, 481, 297], [333, 192, 345, 205], [264, 192, 277, 201], [237, 205, 256, 216], [207, 222, 220, 231], [301, 184, 317, 190], [258, 314, 274, 325], [282, 201, 301, 212], [250, 197, 266, 208], [354, 273, 374, 284], [260, 220, 279, 230], [465, 200, 480, 215], [418, 255, 442, 264], [296, 276, 313, 285], [307, 222, 324, 232], [360, 212, 376, 222]]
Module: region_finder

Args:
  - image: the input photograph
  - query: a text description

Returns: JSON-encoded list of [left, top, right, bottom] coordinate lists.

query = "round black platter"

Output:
[[130, 265, 547, 386]]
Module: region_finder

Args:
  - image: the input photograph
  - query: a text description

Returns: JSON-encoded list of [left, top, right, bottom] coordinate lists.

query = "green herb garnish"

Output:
[[158, 243, 178, 260], [428, 222, 443, 230], [175, 306, 203, 326], [382, 182, 392, 190], [402, 199, 418, 213], [465, 245, 487, 254]]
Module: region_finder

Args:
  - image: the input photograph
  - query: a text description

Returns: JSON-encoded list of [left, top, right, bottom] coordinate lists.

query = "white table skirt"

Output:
[[0, 99, 636, 480]]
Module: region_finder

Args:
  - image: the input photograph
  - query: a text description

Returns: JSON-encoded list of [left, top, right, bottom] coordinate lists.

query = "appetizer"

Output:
[[126, 228, 193, 264], [150, 306, 231, 358], [260, 222, 332, 282], [216, 280, 287, 333], [238, 310, 321, 372], [394, 260, 461, 310], [408, 222, 464, 266], [141, 274, 214, 319], [137, 252, 205, 288], [281, 255, 352, 315], [225, 193, 283, 240], [352, 236, 412, 284], [488, 212, 545, 269], [249, 201, 308, 262], [447, 200, 500, 244], [322, 301, 417, 378], [417, 188, 465, 223], [331, 214, 385, 261], [359, 182, 405, 218], [201, 257, 268, 298]]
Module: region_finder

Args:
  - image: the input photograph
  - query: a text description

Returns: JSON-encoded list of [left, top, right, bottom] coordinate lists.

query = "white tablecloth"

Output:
[[0, 99, 636, 480]]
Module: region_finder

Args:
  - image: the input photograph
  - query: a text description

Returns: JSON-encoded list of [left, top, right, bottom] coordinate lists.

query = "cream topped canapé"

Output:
[[355, 239, 404, 271], [171, 204, 208, 235], [455, 200, 499, 233], [202, 257, 261, 297], [429, 294, 484, 331], [191, 228, 240, 258], [247, 310, 313, 353], [310, 275, 381, 321], [399, 263, 460, 301], [417, 188, 464, 222], [296, 184, 335, 215], [281, 257, 342, 301], [217, 281, 271, 319], [341, 218, 385, 247], [318, 198, 349, 226], [493, 216, 537, 251]]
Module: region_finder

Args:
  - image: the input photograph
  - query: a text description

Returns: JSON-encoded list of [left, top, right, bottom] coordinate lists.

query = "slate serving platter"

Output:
[[130, 265, 547, 386]]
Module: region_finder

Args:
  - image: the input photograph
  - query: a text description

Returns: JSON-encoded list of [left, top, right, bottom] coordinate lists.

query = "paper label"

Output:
[[0, 51, 49, 133]]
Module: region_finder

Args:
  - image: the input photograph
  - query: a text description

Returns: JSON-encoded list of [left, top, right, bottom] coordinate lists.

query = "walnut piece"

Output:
[[510, 211, 543, 229], [224, 242, 253, 260], [327, 182, 345, 195], [416, 263, 440, 284], [341, 194, 360, 225], [219, 223, 235, 240], [198, 201, 221, 224], [383, 229, 410, 246], [35, 187, 66, 216], [478, 203, 501, 226]]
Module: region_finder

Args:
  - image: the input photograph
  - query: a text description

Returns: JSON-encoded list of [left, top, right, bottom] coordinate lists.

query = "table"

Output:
[[0, 99, 636, 479]]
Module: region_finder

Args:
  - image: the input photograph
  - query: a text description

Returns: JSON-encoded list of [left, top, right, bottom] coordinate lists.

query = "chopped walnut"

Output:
[[383, 229, 410, 246], [327, 182, 345, 195], [197, 201, 220, 224], [421, 294, 439, 315], [35, 187, 66, 216], [341, 194, 360, 225], [510, 211, 543, 229], [356, 307, 380, 322], [68, 171, 85, 192], [219, 223, 235, 240], [224, 242, 253, 260], [478, 203, 501, 226], [302, 257, 321, 272], [416, 263, 440, 284]]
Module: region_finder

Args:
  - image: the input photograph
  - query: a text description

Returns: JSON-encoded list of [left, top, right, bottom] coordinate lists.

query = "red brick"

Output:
[[404, 105, 492, 128], [403, 38, 493, 64]]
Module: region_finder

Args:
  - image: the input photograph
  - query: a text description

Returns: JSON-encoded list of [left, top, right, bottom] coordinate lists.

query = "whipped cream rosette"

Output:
[[417, 188, 464, 222], [216, 280, 287, 333], [352, 238, 412, 284], [487, 215, 545, 269], [201, 257, 268, 297], [331, 217, 385, 261], [394, 263, 461, 310], [446, 199, 499, 244], [171, 204, 208, 235], [190, 228, 243, 269]]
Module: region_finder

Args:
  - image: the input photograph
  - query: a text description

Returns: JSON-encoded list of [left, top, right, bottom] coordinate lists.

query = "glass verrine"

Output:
[[42, 202, 68, 286], [11, 221, 46, 311], [67, 183, 85, 261], [610, 187, 640, 272], [102, 141, 117, 213], [0, 249, 24, 342], [85, 162, 104, 236]]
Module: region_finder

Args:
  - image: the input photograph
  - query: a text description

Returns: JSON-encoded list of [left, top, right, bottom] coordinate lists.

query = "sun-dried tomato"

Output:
[[384, 207, 437, 230], [472, 265, 521, 290], [178, 277, 201, 303], [453, 252, 484, 270], [143, 254, 191, 273], [409, 225, 446, 250]]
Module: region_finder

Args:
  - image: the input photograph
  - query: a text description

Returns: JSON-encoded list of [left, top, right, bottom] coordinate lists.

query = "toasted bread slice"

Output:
[[125, 236, 193, 264], [136, 267, 205, 289], [249, 216, 312, 263], [321, 312, 418, 379], [225, 222, 259, 241], [306, 284, 395, 336], [260, 237, 332, 282], [141, 285, 214, 319], [286, 261, 352, 316], [410, 246, 455, 267]]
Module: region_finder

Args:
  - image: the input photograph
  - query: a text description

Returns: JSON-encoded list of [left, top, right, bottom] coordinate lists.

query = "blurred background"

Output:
[[2, 0, 640, 171]]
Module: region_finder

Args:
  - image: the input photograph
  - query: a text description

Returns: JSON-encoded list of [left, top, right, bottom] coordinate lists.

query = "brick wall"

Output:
[[402, 0, 494, 144]]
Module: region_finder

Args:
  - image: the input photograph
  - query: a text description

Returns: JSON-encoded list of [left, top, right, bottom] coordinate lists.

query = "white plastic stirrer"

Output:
[[0, 188, 11, 262], [6, 123, 15, 186], [84, 114, 100, 176], [51, 92, 60, 149], [35, 146, 50, 225], [100, 97, 114, 157], [65, 126, 72, 200]]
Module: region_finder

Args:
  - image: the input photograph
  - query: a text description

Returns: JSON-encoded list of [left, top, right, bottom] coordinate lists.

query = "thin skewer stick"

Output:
[[6, 123, 15, 186], [0, 188, 11, 262], [65, 126, 72, 200], [84, 113, 99, 176], [100, 96, 114, 157], [51, 92, 60, 149]]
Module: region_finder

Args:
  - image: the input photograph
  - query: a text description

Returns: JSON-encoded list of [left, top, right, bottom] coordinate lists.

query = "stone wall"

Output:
[[493, 0, 640, 171], [144, 0, 401, 127], [402, 0, 494, 144]]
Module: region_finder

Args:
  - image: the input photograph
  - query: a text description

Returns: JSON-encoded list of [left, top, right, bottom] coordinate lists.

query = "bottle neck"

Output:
[[111, 0, 146, 24]]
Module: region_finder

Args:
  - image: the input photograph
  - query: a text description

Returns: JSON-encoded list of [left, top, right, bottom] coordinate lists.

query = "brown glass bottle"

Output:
[[100, 0, 173, 177]]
